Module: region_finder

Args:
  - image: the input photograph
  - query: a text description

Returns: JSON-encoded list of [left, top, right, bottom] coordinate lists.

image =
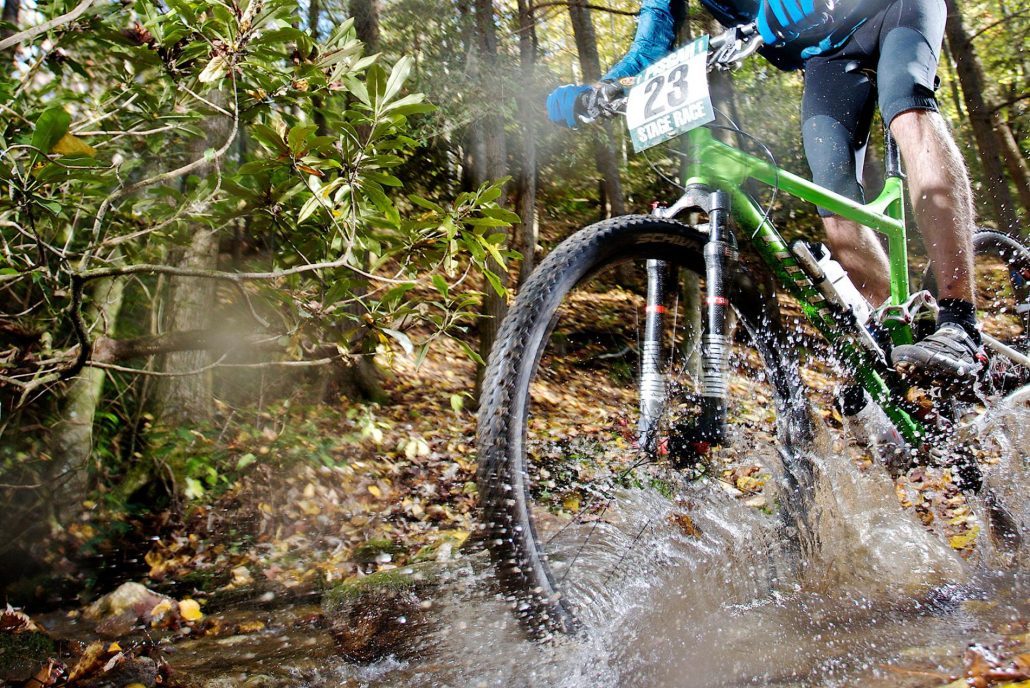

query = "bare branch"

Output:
[[991, 92, 1030, 115], [77, 256, 416, 285], [91, 330, 288, 363], [70, 92, 140, 133], [530, 2, 637, 16], [968, 7, 1030, 42], [180, 85, 236, 117], [89, 353, 231, 377], [91, 355, 341, 376], [85, 75, 242, 261], [0, 0, 98, 52], [67, 274, 91, 378], [75, 124, 181, 137], [0, 267, 44, 284]]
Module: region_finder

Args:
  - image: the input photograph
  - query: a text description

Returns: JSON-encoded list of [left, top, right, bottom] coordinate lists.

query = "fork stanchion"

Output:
[[639, 259, 671, 453], [700, 190, 737, 443]]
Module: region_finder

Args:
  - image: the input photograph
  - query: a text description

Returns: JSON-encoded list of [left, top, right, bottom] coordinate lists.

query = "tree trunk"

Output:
[[309, 0, 329, 136], [1, 0, 19, 61], [568, 0, 626, 219], [47, 263, 126, 527], [1, 0, 19, 42], [472, 0, 510, 394], [514, 0, 539, 285], [156, 90, 234, 424], [941, 43, 965, 119], [993, 115, 1030, 220], [943, 0, 1019, 231], [350, 0, 380, 53]]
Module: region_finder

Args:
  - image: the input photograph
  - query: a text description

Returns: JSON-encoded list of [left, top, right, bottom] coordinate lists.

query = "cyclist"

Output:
[[546, 0, 984, 385]]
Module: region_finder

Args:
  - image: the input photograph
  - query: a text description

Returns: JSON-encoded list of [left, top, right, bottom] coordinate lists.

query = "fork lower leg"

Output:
[[701, 190, 737, 443], [639, 259, 670, 453]]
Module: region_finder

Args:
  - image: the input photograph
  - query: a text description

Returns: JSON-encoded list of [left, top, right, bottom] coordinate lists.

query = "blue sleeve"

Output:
[[603, 0, 685, 81]]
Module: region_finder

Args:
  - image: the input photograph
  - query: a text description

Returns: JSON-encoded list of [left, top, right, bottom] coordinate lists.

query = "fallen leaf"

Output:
[[949, 525, 980, 551], [670, 513, 702, 539], [149, 598, 174, 624], [179, 599, 204, 622], [67, 641, 107, 681], [237, 619, 266, 633]]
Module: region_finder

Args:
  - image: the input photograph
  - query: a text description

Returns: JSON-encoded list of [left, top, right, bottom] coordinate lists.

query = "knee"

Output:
[[803, 115, 865, 204], [823, 218, 868, 253], [888, 108, 936, 140], [823, 222, 852, 253], [890, 109, 961, 163]]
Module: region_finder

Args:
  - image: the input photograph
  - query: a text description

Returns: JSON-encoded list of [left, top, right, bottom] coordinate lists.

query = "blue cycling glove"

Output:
[[756, 0, 830, 47], [546, 84, 591, 128]]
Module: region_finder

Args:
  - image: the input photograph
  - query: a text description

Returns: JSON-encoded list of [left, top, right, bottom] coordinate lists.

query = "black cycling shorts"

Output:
[[800, 0, 946, 215]]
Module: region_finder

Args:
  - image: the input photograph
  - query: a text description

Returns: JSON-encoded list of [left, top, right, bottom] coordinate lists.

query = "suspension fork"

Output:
[[700, 190, 737, 442], [639, 259, 671, 453], [639, 190, 737, 453]]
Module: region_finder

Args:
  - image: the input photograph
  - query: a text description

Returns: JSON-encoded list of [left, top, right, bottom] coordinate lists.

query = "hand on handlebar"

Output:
[[548, 25, 760, 129], [546, 84, 592, 128], [546, 81, 626, 128], [576, 80, 628, 124]]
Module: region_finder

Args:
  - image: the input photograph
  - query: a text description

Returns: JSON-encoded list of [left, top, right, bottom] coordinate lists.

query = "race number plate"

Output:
[[625, 36, 714, 153]]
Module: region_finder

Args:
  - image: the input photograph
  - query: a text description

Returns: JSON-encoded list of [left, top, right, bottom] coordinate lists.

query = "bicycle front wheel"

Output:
[[476, 215, 805, 637]]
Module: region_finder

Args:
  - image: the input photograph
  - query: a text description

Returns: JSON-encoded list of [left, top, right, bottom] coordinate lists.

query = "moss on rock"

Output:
[[0, 628, 55, 683], [350, 538, 405, 564], [321, 566, 437, 663]]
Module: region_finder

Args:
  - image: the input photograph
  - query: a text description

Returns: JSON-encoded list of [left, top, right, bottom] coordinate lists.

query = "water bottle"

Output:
[[789, 241, 873, 325], [815, 253, 872, 326]]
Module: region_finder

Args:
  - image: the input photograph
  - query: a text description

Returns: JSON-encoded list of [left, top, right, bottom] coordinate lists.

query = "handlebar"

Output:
[[708, 23, 764, 69], [577, 24, 764, 122]]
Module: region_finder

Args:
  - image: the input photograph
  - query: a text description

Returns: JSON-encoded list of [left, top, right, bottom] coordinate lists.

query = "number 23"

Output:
[[643, 65, 690, 119]]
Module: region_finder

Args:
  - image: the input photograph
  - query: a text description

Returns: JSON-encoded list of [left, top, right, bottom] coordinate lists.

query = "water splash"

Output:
[[169, 402, 1028, 687]]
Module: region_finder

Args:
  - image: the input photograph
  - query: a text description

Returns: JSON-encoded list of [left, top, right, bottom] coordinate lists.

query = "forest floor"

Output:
[[2, 286, 1029, 687]]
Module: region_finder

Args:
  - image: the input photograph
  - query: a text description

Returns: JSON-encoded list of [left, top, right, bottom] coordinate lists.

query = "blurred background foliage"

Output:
[[0, 0, 1025, 595]]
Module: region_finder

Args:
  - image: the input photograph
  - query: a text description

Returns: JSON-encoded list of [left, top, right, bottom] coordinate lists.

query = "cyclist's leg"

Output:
[[877, 0, 982, 376], [801, 46, 890, 307]]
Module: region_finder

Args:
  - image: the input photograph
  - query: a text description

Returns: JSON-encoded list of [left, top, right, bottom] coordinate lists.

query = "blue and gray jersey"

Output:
[[603, 0, 881, 80]]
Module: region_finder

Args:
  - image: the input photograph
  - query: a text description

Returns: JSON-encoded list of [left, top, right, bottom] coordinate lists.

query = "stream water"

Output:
[[56, 397, 1029, 688]]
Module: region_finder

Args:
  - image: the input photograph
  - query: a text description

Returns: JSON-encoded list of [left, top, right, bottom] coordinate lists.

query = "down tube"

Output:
[[728, 188, 926, 445]]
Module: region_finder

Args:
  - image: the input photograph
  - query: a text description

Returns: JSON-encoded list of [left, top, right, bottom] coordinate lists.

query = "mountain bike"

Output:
[[476, 26, 1030, 637]]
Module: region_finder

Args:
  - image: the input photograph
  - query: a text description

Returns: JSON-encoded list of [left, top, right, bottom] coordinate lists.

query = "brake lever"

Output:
[[578, 81, 628, 124], [707, 24, 764, 71]]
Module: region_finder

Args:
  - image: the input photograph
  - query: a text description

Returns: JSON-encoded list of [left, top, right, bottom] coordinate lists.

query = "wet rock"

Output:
[[203, 678, 243, 688], [84, 582, 174, 637], [76, 655, 159, 687], [0, 610, 55, 683], [412, 530, 470, 562], [351, 538, 404, 565], [200, 672, 289, 688], [321, 567, 435, 662], [242, 675, 287, 688]]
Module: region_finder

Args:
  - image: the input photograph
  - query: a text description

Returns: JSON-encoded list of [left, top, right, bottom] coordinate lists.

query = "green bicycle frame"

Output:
[[678, 126, 926, 444]]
